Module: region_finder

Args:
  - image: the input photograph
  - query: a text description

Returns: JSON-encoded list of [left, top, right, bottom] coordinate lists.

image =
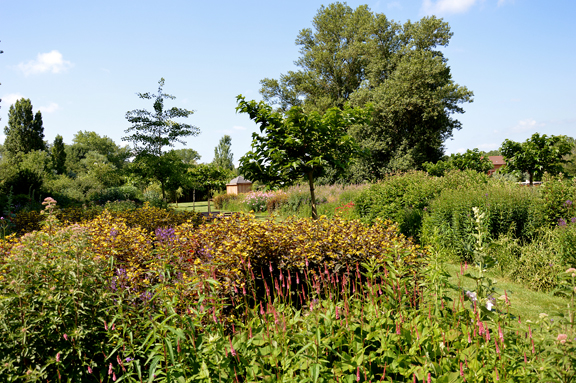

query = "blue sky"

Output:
[[1, 0, 575, 165]]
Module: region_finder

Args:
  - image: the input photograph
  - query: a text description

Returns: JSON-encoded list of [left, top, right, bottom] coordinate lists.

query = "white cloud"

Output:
[[511, 118, 545, 133], [232, 126, 247, 130], [478, 143, 499, 150], [2, 93, 25, 106], [422, 0, 478, 14], [38, 102, 59, 114], [17, 50, 73, 76]]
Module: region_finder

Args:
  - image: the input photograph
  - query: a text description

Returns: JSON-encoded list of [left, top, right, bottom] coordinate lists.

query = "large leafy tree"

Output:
[[500, 133, 573, 185], [260, 3, 473, 179], [3, 98, 45, 156], [237, 95, 370, 219], [213, 135, 234, 170], [123, 78, 200, 199]]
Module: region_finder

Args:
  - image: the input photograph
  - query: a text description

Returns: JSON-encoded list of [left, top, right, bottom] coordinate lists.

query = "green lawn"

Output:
[[171, 201, 271, 220], [444, 262, 570, 324]]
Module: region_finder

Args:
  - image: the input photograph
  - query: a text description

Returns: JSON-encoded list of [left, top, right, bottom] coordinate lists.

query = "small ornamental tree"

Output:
[[123, 78, 200, 199], [236, 95, 371, 219], [500, 133, 574, 185]]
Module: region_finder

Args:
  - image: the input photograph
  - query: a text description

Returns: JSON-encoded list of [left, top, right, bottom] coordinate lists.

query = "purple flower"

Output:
[[110, 228, 119, 239], [559, 218, 567, 227], [565, 200, 573, 207], [155, 227, 176, 243], [571, 217, 576, 224], [125, 357, 133, 363]]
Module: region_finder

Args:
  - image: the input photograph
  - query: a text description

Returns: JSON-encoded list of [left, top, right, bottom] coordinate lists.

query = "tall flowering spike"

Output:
[[229, 337, 236, 356], [88, 366, 92, 374], [494, 338, 500, 356], [336, 306, 339, 319], [427, 373, 431, 383], [494, 368, 499, 381], [356, 366, 360, 382], [108, 363, 113, 375], [531, 338, 535, 354], [524, 352, 527, 363], [460, 362, 465, 378], [528, 325, 532, 339], [56, 353, 60, 362], [413, 373, 417, 383], [498, 325, 504, 343]]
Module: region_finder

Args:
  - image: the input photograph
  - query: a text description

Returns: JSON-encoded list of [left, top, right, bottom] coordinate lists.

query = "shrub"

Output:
[[355, 170, 488, 240], [538, 173, 576, 227], [212, 193, 238, 209], [0, 224, 111, 380], [422, 183, 542, 261], [242, 191, 281, 212]]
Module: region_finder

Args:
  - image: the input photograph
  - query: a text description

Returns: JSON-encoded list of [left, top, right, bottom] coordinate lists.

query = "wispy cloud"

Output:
[[38, 102, 60, 114], [2, 93, 25, 106], [422, 0, 478, 14], [511, 118, 545, 133], [17, 50, 73, 76]]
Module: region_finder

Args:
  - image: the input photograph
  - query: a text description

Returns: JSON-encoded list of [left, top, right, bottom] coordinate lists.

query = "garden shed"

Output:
[[226, 176, 252, 195]]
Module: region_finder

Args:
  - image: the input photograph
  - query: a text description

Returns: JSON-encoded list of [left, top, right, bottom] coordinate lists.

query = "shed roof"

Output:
[[227, 176, 252, 185]]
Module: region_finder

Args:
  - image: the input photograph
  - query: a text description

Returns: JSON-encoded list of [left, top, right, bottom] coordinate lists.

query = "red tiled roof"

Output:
[[488, 156, 505, 165]]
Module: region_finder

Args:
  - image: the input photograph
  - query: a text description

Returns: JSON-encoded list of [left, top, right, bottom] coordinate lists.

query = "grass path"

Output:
[[444, 262, 570, 324]]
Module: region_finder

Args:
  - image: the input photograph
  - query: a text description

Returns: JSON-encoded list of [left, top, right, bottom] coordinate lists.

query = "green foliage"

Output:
[[124, 78, 200, 199], [212, 134, 234, 170], [186, 163, 233, 199], [422, 182, 542, 260], [501, 132, 574, 185], [355, 170, 488, 240], [538, 173, 576, 227], [173, 147, 201, 164], [0, 223, 111, 380], [3, 210, 576, 381], [260, 3, 473, 179], [3, 98, 45, 156], [237, 95, 370, 218], [51, 134, 67, 175], [66, 131, 130, 173], [212, 193, 238, 210], [423, 148, 493, 177]]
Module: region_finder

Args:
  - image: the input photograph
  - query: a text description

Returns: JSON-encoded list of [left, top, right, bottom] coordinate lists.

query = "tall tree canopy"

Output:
[[501, 133, 573, 185], [237, 95, 370, 219], [260, 3, 473, 180], [51, 135, 67, 175], [3, 98, 45, 156], [123, 78, 200, 199], [213, 135, 234, 170]]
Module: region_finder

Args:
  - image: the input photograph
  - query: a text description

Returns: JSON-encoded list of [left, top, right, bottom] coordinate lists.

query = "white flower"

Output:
[[465, 291, 477, 302], [486, 300, 494, 311]]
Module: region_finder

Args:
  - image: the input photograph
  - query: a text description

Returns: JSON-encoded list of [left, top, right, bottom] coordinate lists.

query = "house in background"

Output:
[[226, 176, 252, 195], [488, 156, 506, 175]]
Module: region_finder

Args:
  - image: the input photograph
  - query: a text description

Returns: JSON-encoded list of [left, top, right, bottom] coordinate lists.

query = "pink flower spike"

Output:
[[229, 337, 236, 356], [63, 334, 68, 341], [427, 373, 431, 383], [524, 352, 527, 363], [494, 368, 499, 381], [460, 362, 464, 378], [413, 373, 416, 383], [104, 321, 108, 331], [88, 366, 92, 374], [498, 325, 504, 343], [113, 372, 117, 382], [356, 366, 360, 382], [108, 363, 113, 375], [56, 353, 60, 362]]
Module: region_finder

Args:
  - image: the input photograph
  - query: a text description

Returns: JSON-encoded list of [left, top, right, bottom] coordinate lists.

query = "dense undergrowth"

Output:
[[1, 199, 576, 382]]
